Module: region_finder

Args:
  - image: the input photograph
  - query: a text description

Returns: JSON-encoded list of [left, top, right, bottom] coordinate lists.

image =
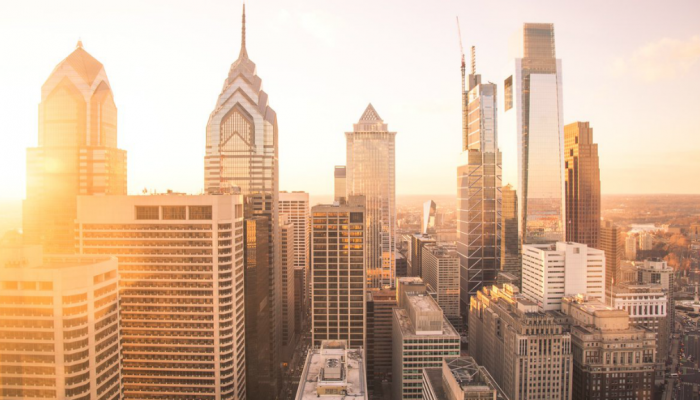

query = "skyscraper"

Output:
[[310, 196, 366, 349], [505, 23, 565, 245], [422, 200, 436, 234], [600, 220, 623, 298], [76, 195, 247, 400], [203, 6, 282, 396], [334, 166, 347, 203], [24, 41, 127, 254], [457, 46, 501, 319], [280, 214, 296, 360], [346, 104, 396, 289], [564, 122, 601, 248], [500, 184, 520, 281], [421, 243, 461, 325]]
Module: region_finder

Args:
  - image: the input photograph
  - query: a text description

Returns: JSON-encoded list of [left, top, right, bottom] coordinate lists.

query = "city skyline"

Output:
[[1, 0, 699, 201]]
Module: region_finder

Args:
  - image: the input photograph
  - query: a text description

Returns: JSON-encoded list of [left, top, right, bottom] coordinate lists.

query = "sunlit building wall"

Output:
[[0, 244, 120, 400], [500, 184, 521, 282], [279, 214, 296, 360], [24, 41, 127, 254], [334, 166, 347, 203], [504, 23, 565, 245], [76, 195, 246, 400], [346, 104, 396, 289], [279, 191, 310, 328]]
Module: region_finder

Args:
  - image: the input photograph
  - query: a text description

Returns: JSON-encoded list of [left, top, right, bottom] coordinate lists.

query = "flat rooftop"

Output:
[[394, 307, 458, 338], [296, 343, 366, 400]]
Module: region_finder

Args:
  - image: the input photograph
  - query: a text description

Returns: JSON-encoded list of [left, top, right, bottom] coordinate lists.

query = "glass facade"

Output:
[[346, 105, 396, 289]]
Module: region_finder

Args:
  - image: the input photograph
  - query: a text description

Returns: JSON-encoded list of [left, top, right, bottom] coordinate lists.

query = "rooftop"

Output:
[[394, 306, 458, 338], [295, 341, 366, 400]]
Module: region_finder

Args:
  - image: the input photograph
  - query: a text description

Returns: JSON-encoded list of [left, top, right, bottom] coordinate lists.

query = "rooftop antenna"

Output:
[[456, 17, 467, 152]]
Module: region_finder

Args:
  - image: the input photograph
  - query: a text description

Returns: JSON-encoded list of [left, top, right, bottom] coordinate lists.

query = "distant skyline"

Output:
[[1, 0, 699, 200]]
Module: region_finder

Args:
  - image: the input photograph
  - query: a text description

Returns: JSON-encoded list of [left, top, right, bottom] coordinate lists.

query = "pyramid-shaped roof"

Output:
[[64, 41, 104, 86], [359, 103, 382, 122]]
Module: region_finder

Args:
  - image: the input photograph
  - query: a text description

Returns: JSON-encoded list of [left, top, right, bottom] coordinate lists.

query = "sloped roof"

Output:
[[63, 41, 104, 86], [359, 103, 382, 122]]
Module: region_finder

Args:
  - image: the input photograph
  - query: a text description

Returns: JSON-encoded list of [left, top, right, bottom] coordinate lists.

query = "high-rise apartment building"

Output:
[[392, 290, 460, 399], [638, 231, 653, 251], [625, 233, 638, 260], [280, 214, 296, 360], [504, 23, 565, 245], [501, 184, 521, 282], [457, 47, 501, 320], [564, 122, 600, 249], [76, 195, 246, 400], [562, 295, 656, 400], [0, 244, 121, 400], [311, 196, 366, 349], [279, 191, 310, 330], [346, 104, 396, 289], [24, 41, 127, 254], [600, 220, 624, 299], [365, 289, 397, 393], [469, 284, 573, 400], [334, 166, 347, 203], [203, 7, 282, 397], [421, 244, 461, 325], [521, 242, 605, 311]]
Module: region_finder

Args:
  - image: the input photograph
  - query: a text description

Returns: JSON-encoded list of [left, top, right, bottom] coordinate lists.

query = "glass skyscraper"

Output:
[[505, 23, 565, 245], [346, 104, 396, 289]]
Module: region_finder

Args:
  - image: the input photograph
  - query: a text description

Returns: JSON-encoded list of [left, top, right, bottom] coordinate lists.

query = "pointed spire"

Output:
[[239, 3, 248, 59], [76, 39, 83, 49], [359, 103, 382, 122]]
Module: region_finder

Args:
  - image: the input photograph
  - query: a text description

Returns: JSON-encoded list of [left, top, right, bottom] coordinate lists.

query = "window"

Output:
[[190, 206, 213, 220], [162, 206, 186, 220], [135, 206, 159, 220]]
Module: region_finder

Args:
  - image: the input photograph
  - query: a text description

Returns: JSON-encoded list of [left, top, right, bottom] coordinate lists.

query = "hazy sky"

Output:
[[1, 0, 699, 200]]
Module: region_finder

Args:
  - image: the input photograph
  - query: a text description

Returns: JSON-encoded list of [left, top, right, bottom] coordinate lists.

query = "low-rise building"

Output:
[[295, 340, 367, 400], [422, 357, 508, 400]]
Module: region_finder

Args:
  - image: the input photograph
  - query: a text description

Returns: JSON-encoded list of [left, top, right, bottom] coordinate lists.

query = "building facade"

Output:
[[0, 245, 120, 400], [76, 195, 246, 400], [504, 23, 565, 246], [422, 357, 508, 400], [280, 214, 296, 360], [637, 259, 675, 333], [625, 233, 638, 261], [279, 191, 310, 331], [501, 184, 521, 283], [295, 340, 367, 400], [346, 104, 396, 289], [600, 220, 624, 300], [365, 289, 397, 393], [409, 234, 435, 278], [469, 284, 573, 400], [24, 41, 127, 254], [521, 242, 606, 311], [422, 244, 461, 325], [564, 121, 600, 249], [334, 166, 346, 203], [310, 197, 366, 349]]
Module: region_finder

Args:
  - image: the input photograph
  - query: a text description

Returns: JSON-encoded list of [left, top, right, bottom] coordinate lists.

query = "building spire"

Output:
[[471, 46, 476, 75], [239, 3, 248, 59], [76, 39, 83, 49]]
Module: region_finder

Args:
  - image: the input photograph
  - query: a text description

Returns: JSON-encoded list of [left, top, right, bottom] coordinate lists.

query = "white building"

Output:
[[295, 340, 367, 400], [421, 244, 460, 325], [0, 243, 121, 400], [522, 241, 605, 311], [76, 194, 246, 399], [625, 233, 637, 260], [639, 231, 654, 251]]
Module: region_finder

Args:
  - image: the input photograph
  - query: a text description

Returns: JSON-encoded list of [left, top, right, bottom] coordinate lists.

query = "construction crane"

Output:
[[456, 17, 467, 151]]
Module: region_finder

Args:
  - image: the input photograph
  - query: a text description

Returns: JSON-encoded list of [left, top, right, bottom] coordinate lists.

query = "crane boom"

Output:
[[456, 17, 465, 68]]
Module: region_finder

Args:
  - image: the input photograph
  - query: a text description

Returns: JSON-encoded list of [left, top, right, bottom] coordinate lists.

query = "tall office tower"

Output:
[[243, 215, 275, 399], [564, 122, 600, 249], [23, 41, 127, 254], [600, 220, 623, 299], [365, 289, 397, 393], [625, 233, 638, 260], [612, 281, 669, 384], [562, 295, 656, 400], [521, 242, 605, 311], [422, 200, 436, 234], [334, 166, 347, 202], [504, 23, 565, 245], [408, 233, 435, 277], [295, 340, 368, 400], [638, 231, 653, 251], [346, 104, 396, 289], [76, 195, 246, 400], [279, 214, 296, 360], [392, 289, 460, 400], [395, 253, 408, 278], [0, 244, 121, 400], [638, 259, 675, 333], [203, 7, 281, 398], [310, 196, 366, 348], [422, 357, 508, 400], [421, 244, 461, 325], [457, 46, 501, 321], [501, 184, 520, 282], [469, 284, 573, 400], [279, 191, 310, 328]]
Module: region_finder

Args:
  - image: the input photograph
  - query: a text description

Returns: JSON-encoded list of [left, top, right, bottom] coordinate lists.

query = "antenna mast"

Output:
[[456, 17, 468, 151]]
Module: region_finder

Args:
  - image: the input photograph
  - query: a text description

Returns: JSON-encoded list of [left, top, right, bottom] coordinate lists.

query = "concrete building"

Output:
[[521, 242, 605, 311], [409, 233, 435, 278], [334, 166, 347, 203], [0, 244, 120, 400], [392, 291, 460, 399], [625, 233, 637, 261], [311, 196, 366, 349], [395, 252, 408, 278], [638, 231, 653, 251], [469, 284, 573, 400], [76, 194, 246, 399], [637, 259, 675, 333], [346, 104, 396, 289], [501, 184, 520, 284], [279, 191, 310, 332], [23, 41, 127, 254], [562, 295, 656, 400], [504, 23, 565, 245], [564, 122, 601, 249], [422, 244, 461, 325], [600, 220, 624, 300], [422, 357, 508, 400], [280, 214, 296, 360], [365, 289, 397, 393], [295, 340, 367, 400]]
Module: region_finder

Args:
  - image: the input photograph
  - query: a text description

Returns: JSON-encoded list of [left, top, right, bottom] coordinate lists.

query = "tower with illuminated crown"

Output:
[[24, 41, 127, 254], [204, 5, 281, 399]]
